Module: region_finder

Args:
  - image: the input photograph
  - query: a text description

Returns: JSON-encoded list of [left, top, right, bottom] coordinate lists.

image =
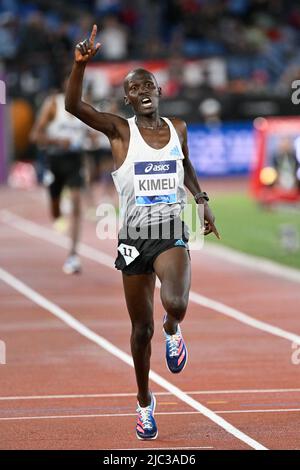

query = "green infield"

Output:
[[205, 193, 300, 270]]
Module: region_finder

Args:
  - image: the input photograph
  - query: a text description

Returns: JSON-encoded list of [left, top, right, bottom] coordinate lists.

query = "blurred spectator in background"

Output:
[[163, 56, 184, 97], [2, 0, 300, 172], [199, 98, 222, 125], [18, 11, 53, 91], [0, 12, 18, 61], [272, 137, 300, 191], [2, 0, 300, 100], [100, 14, 128, 60]]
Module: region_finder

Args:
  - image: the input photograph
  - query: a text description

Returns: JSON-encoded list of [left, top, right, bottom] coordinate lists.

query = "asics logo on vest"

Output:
[[145, 163, 170, 173], [135, 160, 176, 175]]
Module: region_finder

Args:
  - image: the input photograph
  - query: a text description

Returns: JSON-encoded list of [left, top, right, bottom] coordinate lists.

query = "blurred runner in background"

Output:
[[30, 79, 86, 274], [83, 90, 116, 217]]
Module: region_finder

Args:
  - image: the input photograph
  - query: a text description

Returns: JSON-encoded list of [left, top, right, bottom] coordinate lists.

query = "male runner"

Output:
[[31, 80, 86, 274], [65, 25, 219, 440]]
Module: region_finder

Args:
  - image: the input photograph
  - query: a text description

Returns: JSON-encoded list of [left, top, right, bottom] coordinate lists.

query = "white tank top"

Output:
[[46, 94, 86, 152], [112, 117, 187, 227]]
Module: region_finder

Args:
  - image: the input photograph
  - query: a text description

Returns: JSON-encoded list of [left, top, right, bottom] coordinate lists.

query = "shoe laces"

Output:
[[137, 404, 153, 429], [167, 331, 181, 357]]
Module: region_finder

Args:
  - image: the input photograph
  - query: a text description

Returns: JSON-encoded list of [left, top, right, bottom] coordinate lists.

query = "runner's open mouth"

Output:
[[141, 97, 152, 107]]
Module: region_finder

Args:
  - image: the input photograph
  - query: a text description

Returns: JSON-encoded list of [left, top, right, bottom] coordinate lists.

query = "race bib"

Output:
[[134, 160, 178, 206], [118, 243, 140, 265]]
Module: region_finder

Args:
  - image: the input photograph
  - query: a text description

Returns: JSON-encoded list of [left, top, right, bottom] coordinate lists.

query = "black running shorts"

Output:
[[115, 218, 190, 275], [45, 151, 84, 199]]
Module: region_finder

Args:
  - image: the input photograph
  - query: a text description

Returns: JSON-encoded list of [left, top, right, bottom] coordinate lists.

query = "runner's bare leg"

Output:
[[122, 272, 156, 407], [154, 247, 191, 335]]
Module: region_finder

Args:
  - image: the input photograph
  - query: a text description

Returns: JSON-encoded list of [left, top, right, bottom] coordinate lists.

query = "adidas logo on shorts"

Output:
[[174, 239, 186, 247]]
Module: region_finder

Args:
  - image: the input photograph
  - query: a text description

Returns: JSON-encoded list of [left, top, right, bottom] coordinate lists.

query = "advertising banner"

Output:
[[188, 122, 254, 177], [252, 117, 300, 203]]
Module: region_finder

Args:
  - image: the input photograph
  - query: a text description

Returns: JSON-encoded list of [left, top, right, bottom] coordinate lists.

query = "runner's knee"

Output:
[[163, 295, 188, 321], [73, 204, 81, 217], [72, 196, 81, 217], [131, 322, 154, 348]]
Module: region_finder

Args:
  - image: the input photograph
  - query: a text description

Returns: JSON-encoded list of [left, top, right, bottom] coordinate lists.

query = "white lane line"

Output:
[[0, 210, 114, 268], [0, 267, 267, 450], [0, 408, 299, 422], [188, 290, 300, 346], [190, 388, 300, 395], [219, 408, 300, 414], [1, 209, 300, 346], [203, 243, 300, 284], [0, 393, 141, 401], [1, 388, 299, 401]]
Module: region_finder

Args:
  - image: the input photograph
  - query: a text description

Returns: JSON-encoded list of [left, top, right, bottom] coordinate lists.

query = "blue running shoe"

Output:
[[163, 316, 188, 374], [136, 393, 158, 440]]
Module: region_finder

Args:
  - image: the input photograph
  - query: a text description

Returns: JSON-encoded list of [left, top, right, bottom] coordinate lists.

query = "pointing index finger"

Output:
[[89, 24, 97, 46], [212, 224, 221, 239]]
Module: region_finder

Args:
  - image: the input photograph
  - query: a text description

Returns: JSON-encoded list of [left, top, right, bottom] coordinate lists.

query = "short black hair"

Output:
[[123, 68, 158, 92]]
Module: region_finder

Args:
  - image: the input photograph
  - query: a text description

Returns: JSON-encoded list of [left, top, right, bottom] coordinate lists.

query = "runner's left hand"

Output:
[[199, 202, 220, 239]]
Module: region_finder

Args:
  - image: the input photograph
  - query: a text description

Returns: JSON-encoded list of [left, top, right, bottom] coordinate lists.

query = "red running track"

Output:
[[0, 186, 300, 450]]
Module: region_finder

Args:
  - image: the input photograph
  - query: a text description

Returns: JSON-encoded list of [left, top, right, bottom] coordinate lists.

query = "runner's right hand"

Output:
[[75, 24, 101, 63]]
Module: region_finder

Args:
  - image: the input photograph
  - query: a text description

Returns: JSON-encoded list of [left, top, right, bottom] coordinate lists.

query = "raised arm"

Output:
[[65, 25, 126, 139]]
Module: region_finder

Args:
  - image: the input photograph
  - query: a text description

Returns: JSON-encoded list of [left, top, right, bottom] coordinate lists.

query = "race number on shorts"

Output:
[[118, 243, 140, 265]]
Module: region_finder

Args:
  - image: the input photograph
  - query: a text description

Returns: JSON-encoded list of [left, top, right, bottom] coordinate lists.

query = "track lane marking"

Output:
[[1, 388, 299, 401], [220, 408, 300, 414], [0, 408, 299, 422], [0, 267, 267, 450], [202, 243, 300, 284]]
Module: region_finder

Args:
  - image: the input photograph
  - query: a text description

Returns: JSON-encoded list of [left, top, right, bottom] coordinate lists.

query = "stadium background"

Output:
[[0, 0, 300, 268]]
